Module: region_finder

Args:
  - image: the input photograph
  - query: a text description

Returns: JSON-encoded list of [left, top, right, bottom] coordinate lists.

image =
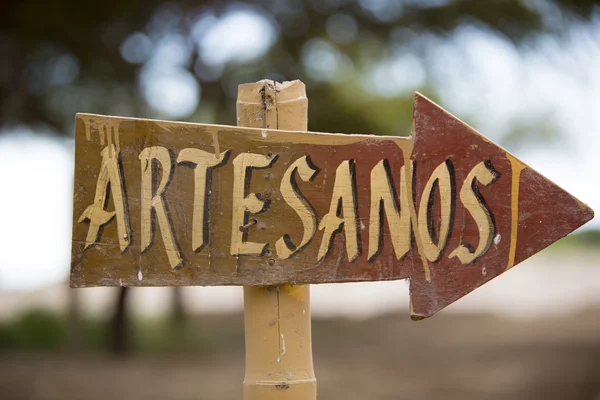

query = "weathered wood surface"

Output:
[[71, 92, 594, 317]]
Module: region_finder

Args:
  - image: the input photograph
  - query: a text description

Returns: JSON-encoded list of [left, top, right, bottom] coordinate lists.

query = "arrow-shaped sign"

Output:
[[70, 93, 593, 318]]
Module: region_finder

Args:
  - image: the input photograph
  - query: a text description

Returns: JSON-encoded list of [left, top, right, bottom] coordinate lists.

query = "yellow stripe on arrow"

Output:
[[506, 153, 526, 270]]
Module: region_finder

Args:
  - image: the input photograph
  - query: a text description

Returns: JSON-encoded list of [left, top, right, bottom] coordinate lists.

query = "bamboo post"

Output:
[[237, 80, 317, 400]]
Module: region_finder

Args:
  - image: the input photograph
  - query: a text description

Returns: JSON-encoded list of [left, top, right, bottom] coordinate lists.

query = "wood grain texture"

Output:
[[70, 92, 594, 318]]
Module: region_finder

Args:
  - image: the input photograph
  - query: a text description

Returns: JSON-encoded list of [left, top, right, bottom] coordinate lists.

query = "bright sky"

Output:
[[0, 132, 73, 289], [0, 11, 597, 292]]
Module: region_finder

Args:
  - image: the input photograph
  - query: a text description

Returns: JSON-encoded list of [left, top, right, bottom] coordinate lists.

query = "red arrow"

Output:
[[407, 93, 594, 318]]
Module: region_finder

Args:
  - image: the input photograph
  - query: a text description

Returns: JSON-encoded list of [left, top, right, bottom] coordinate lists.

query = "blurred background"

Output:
[[1, 0, 600, 399]]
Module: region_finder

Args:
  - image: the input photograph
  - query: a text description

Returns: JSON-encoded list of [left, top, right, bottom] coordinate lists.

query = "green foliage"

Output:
[[0, 309, 245, 354], [0, 309, 65, 350], [1, 0, 597, 136], [80, 318, 111, 352], [131, 316, 244, 354]]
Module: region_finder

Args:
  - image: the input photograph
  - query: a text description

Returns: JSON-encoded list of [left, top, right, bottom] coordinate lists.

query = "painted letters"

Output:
[[177, 149, 230, 253], [450, 161, 498, 264], [317, 160, 360, 263], [368, 159, 413, 261], [418, 160, 454, 262], [276, 156, 319, 260], [139, 146, 182, 269], [78, 145, 131, 252], [79, 146, 505, 268], [230, 153, 278, 256]]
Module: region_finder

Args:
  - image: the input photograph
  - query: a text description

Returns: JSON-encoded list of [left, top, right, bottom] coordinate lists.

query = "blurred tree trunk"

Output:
[[110, 287, 130, 355], [171, 287, 186, 324], [67, 286, 82, 352]]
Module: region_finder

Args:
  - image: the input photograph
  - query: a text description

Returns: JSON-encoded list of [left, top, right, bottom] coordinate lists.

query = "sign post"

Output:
[[237, 80, 316, 399], [70, 79, 594, 397]]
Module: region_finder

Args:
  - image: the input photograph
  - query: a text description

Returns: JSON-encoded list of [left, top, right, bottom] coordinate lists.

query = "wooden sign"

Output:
[[70, 93, 593, 318]]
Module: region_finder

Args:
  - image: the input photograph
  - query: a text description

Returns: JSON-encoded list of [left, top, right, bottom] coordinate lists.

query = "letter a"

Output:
[[317, 160, 360, 262], [78, 145, 131, 253]]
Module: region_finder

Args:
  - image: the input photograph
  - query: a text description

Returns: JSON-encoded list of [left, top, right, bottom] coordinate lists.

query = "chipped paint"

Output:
[[284, 284, 306, 301], [494, 233, 501, 246], [212, 131, 220, 156], [83, 118, 91, 141], [79, 115, 121, 154]]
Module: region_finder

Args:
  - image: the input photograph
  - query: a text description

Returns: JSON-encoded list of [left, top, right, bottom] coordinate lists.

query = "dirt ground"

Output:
[[1, 310, 600, 400]]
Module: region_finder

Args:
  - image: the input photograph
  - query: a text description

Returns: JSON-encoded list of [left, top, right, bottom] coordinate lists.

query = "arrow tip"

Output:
[[408, 92, 595, 319]]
